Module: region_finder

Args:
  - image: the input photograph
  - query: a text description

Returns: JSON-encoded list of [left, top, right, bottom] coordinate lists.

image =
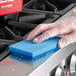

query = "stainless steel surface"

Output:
[[70, 53, 76, 73], [55, 67, 66, 76], [60, 59, 66, 70], [0, 42, 76, 76], [29, 43, 76, 76], [70, 72, 76, 76], [0, 7, 76, 76]]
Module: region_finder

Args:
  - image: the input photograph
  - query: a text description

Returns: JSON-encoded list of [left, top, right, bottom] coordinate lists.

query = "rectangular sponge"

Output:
[[9, 37, 61, 60]]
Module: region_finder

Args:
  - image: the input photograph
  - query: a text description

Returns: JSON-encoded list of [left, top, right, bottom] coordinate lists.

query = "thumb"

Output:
[[58, 32, 76, 48]]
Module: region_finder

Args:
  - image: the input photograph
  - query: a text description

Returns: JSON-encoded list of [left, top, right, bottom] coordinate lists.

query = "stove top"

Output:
[[0, 0, 76, 61]]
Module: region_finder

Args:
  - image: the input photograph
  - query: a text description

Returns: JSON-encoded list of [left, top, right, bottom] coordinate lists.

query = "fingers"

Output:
[[27, 14, 76, 43], [27, 23, 54, 41], [33, 23, 71, 43], [58, 31, 76, 48], [33, 27, 59, 43]]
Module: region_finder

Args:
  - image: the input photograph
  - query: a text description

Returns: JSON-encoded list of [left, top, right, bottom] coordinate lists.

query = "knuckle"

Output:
[[43, 32, 50, 39], [47, 29, 57, 36], [44, 29, 56, 37], [46, 24, 51, 28], [49, 29, 55, 34], [52, 28, 59, 35], [42, 31, 51, 39]]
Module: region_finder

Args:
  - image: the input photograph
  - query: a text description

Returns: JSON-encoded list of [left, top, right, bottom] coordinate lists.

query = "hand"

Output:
[[27, 9, 76, 48]]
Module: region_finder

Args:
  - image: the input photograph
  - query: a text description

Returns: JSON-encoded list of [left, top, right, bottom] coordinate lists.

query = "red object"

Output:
[[67, 72, 70, 76], [0, 0, 23, 16]]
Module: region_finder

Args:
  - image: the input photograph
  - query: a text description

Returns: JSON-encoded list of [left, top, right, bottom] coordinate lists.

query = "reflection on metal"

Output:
[[70, 53, 76, 73], [60, 59, 66, 70], [55, 67, 66, 76]]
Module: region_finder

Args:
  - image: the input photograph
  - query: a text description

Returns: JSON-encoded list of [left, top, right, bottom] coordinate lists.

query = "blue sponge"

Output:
[[9, 37, 61, 60]]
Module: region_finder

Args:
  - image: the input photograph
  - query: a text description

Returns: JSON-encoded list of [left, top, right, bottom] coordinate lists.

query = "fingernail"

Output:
[[27, 37, 30, 41], [33, 38, 38, 43]]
